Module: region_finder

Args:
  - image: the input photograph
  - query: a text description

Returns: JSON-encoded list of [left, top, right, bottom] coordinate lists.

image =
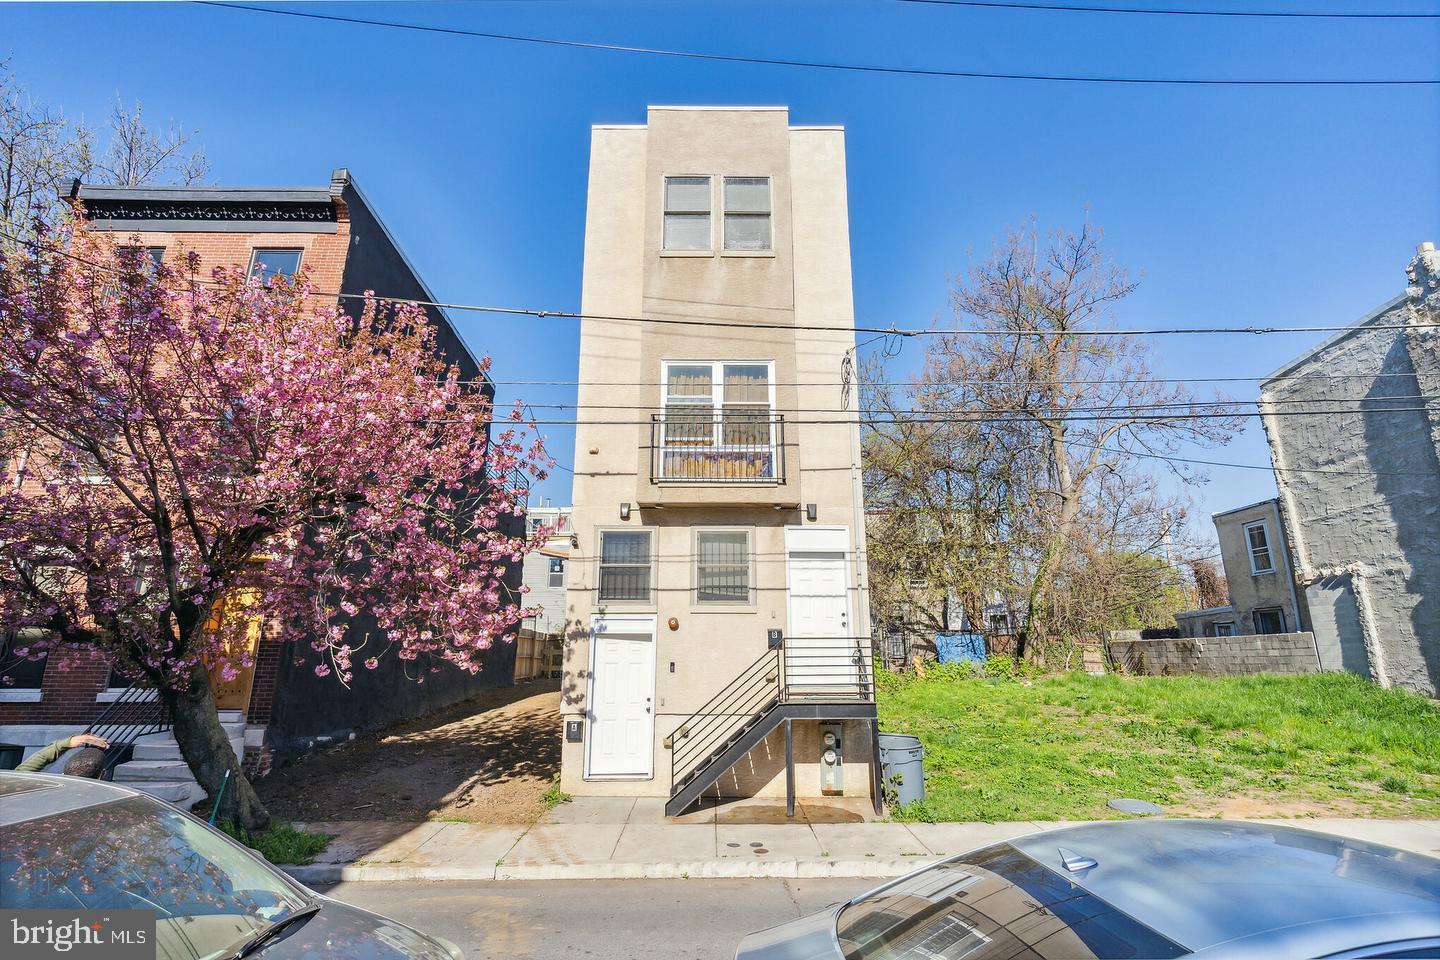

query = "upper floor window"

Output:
[[249, 248, 303, 284], [663, 176, 711, 251], [656, 361, 776, 481], [120, 246, 165, 274], [548, 556, 566, 589], [1244, 520, 1274, 575], [597, 530, 652, 603], [723, 177, 771, 251]]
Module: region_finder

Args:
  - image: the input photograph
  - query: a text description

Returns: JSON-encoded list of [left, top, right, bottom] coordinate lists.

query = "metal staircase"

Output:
[[664, 637, 881, 817]]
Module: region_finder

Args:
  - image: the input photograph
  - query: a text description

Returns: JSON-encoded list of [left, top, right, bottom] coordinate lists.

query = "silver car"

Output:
[[736, 819, 1440, 959], [1, 771, 464, 959]]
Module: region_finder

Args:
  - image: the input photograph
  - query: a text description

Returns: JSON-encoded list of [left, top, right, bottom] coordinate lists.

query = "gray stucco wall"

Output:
[[1107, 634, 1320, 677], [1260, 245, 1440, 697]]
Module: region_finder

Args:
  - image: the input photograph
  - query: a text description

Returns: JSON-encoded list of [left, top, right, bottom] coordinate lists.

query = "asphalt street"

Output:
[[315, 878, 869, 959]]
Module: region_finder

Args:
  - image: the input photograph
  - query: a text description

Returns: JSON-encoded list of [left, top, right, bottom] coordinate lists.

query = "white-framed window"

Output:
[[694, 528, 752, 604], [548, 556, 565, 589], [1213, 621, 1237, 637], [249, 248, 303, 284], [658, 360, 776, 481], [1253, 607, 1286, 635], [597, 530, 652, 603], [723, 177, 771, 251], [662, 176, 711, 251], [1244, 520, 1274, 574]]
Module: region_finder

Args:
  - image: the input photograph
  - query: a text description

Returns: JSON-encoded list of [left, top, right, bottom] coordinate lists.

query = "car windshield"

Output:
[[1, 794, 312, 960], [836, 843, 1188, 960]]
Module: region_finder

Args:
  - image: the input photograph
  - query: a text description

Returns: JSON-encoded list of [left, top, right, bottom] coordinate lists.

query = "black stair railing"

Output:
[[779, 637, 874, 702], [86, 678, 171, 747], [667, 637, 877, 800], [668, 645, 782, 794]]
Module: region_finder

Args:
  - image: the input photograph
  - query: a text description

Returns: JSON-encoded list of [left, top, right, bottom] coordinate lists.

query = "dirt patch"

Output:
[[1167, 792, 1381, 820], [256, 680, 560, 825]]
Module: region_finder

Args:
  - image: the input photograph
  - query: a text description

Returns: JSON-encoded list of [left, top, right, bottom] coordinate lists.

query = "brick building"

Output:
[[1, 169, 523, 800]]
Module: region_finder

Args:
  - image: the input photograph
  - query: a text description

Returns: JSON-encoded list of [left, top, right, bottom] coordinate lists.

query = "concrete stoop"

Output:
[[111, 709, 246, 808]]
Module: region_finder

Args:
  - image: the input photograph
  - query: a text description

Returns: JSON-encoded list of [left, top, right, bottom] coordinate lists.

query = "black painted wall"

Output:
[[262, 179, 523, 768]]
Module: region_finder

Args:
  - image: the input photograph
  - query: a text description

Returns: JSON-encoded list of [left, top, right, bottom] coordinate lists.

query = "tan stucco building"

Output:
[[559, 107, 879, 816], [1175, 498, 1311, 640]]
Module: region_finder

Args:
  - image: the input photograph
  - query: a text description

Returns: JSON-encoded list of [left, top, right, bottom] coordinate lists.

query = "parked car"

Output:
[[736, 819, 1440, 959], [0, 771, 463, 959]]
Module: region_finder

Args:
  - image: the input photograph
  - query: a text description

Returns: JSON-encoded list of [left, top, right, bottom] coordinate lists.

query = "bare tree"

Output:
[[865, 221, 1241, 662], [0, 70, 210, 248], [0, 62, 93, 245], [97, 98, 208, 187]]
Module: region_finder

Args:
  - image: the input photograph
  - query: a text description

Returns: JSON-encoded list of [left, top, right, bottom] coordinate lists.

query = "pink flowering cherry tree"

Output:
[[0, 224, 548, 829]]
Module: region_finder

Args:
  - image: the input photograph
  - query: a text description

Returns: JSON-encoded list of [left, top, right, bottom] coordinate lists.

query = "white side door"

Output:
[[586, 617, 656, 778], [786, 548, 857, 696]]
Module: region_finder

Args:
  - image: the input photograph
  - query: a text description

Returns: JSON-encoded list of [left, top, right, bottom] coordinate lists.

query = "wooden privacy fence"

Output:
[[514, 628, 563, 681]]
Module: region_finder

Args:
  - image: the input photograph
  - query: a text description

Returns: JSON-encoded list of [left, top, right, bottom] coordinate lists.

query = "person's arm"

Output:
[[15, 738, 70, 773], [14, 734, 110, 773]]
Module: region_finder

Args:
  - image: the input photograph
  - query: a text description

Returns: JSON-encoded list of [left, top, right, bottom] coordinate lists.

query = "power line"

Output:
[[21, 228, 1440, 340], [893, 0, 1440, 19], [506, 395, 1440, 413], [486, 372, 1429, 387], [194, 2, 1440, 85]]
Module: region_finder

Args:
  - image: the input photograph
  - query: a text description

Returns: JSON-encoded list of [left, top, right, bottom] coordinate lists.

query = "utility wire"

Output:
[[484, 372, 1428, 386], [20, 228, 1440, 339], [893, 0, 1440, 19], [194, 2, 1440, 85]]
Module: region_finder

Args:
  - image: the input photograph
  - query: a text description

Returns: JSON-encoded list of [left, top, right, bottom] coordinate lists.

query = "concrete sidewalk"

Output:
[[282, 796, 1440, 884]]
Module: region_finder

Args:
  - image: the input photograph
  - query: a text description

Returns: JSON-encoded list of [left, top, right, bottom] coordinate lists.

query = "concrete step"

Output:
[[126, 779, 204, 806], [131, 736, 243, 762], [114, 759, 194, 782]]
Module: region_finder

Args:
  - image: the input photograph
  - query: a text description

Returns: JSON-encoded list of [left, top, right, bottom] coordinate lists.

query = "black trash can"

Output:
[[0, 743, 24, 770], [877, 732, 925, 806]]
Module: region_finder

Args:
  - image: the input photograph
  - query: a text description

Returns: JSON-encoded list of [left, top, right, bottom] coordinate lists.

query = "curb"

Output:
[[282, 856, 941, 884]]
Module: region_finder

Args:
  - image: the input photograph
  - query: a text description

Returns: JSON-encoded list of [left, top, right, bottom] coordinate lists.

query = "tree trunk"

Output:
[[165, 659, 270, 831]]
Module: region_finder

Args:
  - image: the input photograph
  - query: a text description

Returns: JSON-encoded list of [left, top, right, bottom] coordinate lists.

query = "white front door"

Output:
[[786, 539, 858, 696], [587, 617, 656, 778]]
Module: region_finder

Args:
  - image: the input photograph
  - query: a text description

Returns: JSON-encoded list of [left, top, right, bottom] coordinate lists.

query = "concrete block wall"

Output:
[[1106, 633, 1321, 677]]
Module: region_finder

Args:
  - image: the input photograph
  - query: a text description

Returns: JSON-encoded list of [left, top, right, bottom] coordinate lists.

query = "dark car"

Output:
[[736, 819, 1440, 959], [0, 771, 463, 959]]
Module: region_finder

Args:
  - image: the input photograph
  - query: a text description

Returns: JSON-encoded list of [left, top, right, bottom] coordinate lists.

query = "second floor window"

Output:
[[548, 556, 565, 589], [249, 248, 303, 284], [1244, 521, 1274, 574], [657, 361, 776, 480], [723, 177, 771, 251], [663, 176, 711, 251], [598, 530, 652, 602]]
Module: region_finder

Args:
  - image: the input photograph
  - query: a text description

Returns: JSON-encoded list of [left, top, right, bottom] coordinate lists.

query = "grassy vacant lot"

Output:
[[877, 667, 1440, 823]]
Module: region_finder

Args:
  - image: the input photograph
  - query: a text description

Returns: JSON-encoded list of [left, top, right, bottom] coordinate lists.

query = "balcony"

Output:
[[649, 411, 786, 484]]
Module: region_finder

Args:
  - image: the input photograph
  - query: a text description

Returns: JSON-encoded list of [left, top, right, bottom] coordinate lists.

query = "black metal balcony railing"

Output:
[[649, 412, 786, 483]]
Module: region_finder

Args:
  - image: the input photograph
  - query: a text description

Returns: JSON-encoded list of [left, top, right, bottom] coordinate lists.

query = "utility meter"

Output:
[[820, 724, 843, 795]]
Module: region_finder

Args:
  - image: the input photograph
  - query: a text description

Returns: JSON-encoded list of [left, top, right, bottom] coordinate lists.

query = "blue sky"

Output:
[[5, 0, 1438, 534]]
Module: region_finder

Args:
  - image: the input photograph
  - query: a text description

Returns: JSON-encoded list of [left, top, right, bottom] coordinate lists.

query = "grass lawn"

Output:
[[877, 667, 1440, 823]]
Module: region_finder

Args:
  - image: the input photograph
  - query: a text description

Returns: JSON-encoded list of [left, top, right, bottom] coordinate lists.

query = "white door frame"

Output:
[[784, 525, 853, 630], [584, 613, 658, 780], [783, 526, 855, 690]]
